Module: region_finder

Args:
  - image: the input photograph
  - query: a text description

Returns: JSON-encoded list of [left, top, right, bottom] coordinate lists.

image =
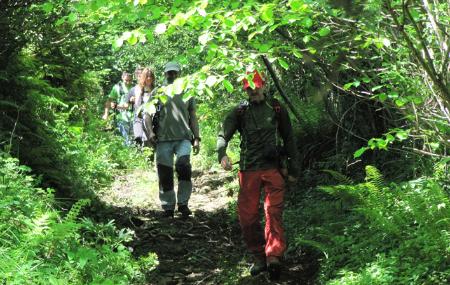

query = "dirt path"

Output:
[[98, 167, 318, 284]]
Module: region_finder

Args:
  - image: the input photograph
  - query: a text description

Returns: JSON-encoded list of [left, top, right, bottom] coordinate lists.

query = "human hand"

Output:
[[193, 138, 200, 155], [130, 96, 135, 103], [221, 156, 232, 171], [102, 113, 108, 120]]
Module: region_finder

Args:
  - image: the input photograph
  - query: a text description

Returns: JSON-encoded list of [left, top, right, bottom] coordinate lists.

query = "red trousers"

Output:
[[238, 169, 286, 258]]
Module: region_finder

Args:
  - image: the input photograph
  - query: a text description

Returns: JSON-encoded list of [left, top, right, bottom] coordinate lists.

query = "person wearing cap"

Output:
[[155, 61, 200, 218], [103, 71, 134, 145], [217, 70, 298, 280]]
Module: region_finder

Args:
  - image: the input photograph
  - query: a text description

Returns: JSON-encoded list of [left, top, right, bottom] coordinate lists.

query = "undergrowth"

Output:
[[285, 163, 450, 284], [0, 152, 157, 285]]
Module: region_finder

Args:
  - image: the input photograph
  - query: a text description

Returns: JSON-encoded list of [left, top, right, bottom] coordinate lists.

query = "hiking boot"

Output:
[[161, 210, 174, 218], [249, 254, 267, 276], [178, 205, 192, 218], [267, 256, 282, 281]]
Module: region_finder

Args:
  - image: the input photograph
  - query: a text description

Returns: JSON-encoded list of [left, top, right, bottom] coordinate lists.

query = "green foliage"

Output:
[[0, 153, 157, 285], [286, 166, 450, 284]]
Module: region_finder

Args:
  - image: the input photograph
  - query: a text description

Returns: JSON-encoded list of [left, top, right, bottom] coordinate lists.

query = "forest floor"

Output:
[[97, 165, 318, 285]]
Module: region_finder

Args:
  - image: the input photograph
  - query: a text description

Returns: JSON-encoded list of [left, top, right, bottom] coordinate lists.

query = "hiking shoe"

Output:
[[250, 254, 267, 276], [178, 205, 192, 218], [161, 210, 174, 218], [267, 256, 282, 281]]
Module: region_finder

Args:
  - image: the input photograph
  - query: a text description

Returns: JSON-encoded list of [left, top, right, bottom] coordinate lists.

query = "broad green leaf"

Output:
[[258, 44, 271, 53], [42, 3, 53, 13], [278, 58, 289, 70], [205, 75, 217, 87], [199, 32, 210, 45], [159, 95, 168, 104], [395, 98, 407, 107], [378, 93, 387, 102], [386, 134, 395, 142], [114, 38, 124, 49], [127, 34, 138, 45], [289, 0, 302, 11], [395, 131, 408, 141], [371, 85, 383, 91], [343, 82, 353, 90], [67, 13, 78, 23], [151, 7, 162, 20], [171, 13, 186, 26], [353, 80, 360, 87], [205, 87, 214, 97], [223, 79, 234, 92], [354, 147, 367, 158], [388, 92, 399, 99], [293, 50, 303, 59], [55, 18, 65, 26], [260, 4, 274, 22], [155, 23, 167, 35], [301, 17, 313, 28], [318, 27, 331, 37], [173, 78, 187, 94]]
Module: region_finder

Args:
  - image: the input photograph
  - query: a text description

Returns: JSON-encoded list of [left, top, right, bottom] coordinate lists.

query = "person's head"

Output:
[[122, 72, 132, 86], [134, 67, 143, 82], [243, 70, 265, 103], [138, 67, 155, 89], [164, 61, 181, 84]]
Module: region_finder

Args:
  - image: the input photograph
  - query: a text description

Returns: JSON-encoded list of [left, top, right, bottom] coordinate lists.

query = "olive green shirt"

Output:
[[156, 93, 200, 142], [217, 99, 298, 175]]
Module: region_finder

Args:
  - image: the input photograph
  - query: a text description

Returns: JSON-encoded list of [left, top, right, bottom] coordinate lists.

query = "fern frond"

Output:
[[322, 169, 354, 185], [365, 165, 384, 189], [65, 199, 91, 223]]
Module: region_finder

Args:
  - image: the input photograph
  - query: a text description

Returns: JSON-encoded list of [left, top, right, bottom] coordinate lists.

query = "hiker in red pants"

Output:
[[217, 70, 298, 280]]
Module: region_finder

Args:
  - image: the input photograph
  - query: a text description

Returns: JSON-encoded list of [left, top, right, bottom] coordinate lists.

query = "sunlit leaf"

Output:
[[354, 147, 367, 158], [260, 4, 274, 22], [278, 58, 289, 70], [318, 27, 331, 37], [223, 79, 234, 92], [205, 75, 217, 87], [155, 23, 167, 35]]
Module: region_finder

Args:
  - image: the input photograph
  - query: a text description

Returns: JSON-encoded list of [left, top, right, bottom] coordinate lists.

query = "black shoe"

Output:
[[267, 256, 281, 281], [250, 260, 267, 276], [178, 205, 192, 218], [161, 210, 174, 218]]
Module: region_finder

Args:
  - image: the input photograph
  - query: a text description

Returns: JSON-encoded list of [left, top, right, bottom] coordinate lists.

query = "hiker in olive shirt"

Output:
[[217, 70, 298, 280], [156, 62, 200, 218], [102, 72, 133, 145]]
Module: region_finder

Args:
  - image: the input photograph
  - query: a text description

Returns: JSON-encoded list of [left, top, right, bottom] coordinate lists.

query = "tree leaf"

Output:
[[260, 4, 274, 22], [354, 147, 367, 158], [318, 27, 331, 37], [289, 0, 302, 11], [205, 75, 217, 87], [278, 58, 289, 70], [154, 23, 167, 35], [223, 79, 234, 92], [42, 3, 54, 13]]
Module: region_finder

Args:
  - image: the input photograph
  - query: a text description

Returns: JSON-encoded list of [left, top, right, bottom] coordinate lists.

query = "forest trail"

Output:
[[97, 167, 317, 285]]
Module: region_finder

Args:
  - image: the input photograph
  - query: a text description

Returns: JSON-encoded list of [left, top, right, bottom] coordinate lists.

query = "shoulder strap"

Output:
[[236, 100, 249, 132], [271, 98, 282, 125]]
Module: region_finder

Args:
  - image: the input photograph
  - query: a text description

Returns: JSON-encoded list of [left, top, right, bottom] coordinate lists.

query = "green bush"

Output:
[[0, 153, 157, 285], [285, 165, 450, 284]]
